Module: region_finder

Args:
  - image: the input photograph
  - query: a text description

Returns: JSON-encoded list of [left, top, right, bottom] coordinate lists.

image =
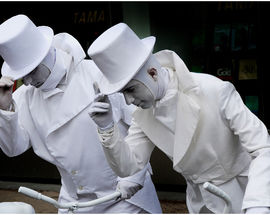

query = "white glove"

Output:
[[116, 180, 142, 199], [0, 76, 14, 110], [89, 82, 114, 130], [245, 207, 270, 214]]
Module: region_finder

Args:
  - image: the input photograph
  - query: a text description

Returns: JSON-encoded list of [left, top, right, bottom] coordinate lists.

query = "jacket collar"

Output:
[[155, 50, 198, 93], [134, 50, 200, 168]]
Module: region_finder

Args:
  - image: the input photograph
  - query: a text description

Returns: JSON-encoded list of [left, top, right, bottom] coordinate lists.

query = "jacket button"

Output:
[[192, 174, 198, 180], [71, 170, 77, 175]]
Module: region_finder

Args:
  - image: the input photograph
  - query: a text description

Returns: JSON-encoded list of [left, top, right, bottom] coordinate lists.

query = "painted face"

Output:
[[22, 64, 51, 88], [121, 79, 155, 109]]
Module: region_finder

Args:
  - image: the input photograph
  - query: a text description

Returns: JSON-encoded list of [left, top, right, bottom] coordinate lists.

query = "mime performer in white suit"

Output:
[[0, 15, 162, 213], [88, 23, 270, 214]]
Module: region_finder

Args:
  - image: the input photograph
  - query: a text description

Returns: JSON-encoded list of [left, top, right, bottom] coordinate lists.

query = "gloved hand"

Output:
[[0, 76, 14, 110], [88, 82, 114, 130], [116, 180, 142, 199], [245, 207, 270, 214]]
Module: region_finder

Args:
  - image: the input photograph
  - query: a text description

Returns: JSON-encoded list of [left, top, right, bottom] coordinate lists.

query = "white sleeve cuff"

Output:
[[98, 124, 115, 146]]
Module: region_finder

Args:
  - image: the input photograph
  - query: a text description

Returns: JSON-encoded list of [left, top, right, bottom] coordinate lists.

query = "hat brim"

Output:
[[1, 26, 54, 81], [99, 36, 156, 95]]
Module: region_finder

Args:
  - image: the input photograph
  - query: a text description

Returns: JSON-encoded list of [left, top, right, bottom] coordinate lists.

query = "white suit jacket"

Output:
[[102, 50, 270, 213], [0, 35, 162, 213]]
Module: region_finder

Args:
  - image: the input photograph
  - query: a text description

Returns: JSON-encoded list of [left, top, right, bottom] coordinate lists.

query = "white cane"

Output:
[[203, 182, 232, 213], [18, 186, 121, 213]]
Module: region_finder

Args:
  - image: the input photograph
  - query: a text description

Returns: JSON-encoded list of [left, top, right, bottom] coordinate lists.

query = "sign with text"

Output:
[[239, 59, 257, 80]]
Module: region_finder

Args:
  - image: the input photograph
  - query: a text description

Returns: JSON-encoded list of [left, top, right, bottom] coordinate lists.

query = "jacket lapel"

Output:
[[48, 60, 95, 135], [133, 108, 174, 158], [173, 90, 200, 168]]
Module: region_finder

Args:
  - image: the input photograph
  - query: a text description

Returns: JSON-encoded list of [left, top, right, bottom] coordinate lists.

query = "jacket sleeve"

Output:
[[112, 93, 153, 184], [117, 162, 153, 186], [219, 82, 270, 210], [0, 100, 30, 156], [100, 118, 155, 178]]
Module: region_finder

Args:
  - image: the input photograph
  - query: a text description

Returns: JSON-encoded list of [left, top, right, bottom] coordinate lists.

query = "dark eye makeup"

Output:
[[125, 87, 135, 93]]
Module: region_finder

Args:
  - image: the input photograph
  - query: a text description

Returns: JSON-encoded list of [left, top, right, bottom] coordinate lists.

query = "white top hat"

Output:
[[0, 14, 54, 80], [88, 23, 155, 95]]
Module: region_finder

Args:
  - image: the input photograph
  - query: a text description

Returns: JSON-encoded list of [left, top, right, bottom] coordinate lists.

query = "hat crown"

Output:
[[0, 14, 53, 78], [0, 15, 28, 43], [88, 23, 155, 94]]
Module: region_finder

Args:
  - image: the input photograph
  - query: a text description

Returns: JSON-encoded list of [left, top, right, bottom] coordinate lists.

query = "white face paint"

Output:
[[121, 79, 155, 109], [121, 54, 168, 109], [22, 47, 55, 88], [22, 64, 51, 88]]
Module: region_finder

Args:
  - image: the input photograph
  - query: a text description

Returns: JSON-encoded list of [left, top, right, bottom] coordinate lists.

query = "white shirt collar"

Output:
[[41, 50, 72, 99], [154, 67, 179, 133]]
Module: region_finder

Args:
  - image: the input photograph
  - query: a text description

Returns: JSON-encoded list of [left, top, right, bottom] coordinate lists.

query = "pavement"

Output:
[[0, 181, 188, 213]]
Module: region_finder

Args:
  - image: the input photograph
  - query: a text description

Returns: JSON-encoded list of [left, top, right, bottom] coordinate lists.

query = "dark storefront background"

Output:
[[0, 1, 270, 192]]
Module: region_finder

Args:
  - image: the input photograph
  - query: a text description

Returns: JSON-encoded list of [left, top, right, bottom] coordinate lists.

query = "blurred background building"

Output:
[[0, 1, 270, 194]]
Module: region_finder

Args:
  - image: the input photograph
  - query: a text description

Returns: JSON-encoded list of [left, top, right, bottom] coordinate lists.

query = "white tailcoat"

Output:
[[0, 41, 161, 213], [102, 50, 270, 213]]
